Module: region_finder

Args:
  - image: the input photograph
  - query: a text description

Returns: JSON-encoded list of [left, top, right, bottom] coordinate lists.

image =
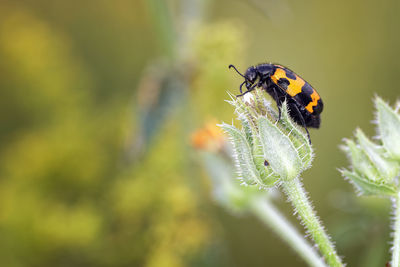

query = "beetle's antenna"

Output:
[[229, 65, 247, 80]]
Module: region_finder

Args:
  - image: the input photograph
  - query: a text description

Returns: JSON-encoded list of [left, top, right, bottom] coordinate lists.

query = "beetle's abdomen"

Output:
[[270, 66, 323, 115]]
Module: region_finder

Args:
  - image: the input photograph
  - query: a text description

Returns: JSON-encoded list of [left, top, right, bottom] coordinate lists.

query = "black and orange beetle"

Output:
[[229, 63, 323, 143]]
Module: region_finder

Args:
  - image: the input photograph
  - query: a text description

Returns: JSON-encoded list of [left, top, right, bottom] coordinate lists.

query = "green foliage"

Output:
[[340, 97, 400, 266], [341, 97, 400, 197]]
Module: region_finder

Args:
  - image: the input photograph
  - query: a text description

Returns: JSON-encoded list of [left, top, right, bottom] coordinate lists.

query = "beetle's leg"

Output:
[[288, 102, 311, 144], [248, 83, 257, 92], [236, 90, 251, 97], [239, 81, 246, 94], [236, 82, 257, 97], [236, 82, 247, 97], [277, 105, 282, 122], [270, 86, 283, 121]]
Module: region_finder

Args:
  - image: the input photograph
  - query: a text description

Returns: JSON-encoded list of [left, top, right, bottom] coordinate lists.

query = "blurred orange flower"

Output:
[[191, 120, 226, 152]]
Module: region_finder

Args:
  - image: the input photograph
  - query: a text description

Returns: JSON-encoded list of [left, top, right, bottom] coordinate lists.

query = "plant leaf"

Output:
[[341, 169, 397, 196]]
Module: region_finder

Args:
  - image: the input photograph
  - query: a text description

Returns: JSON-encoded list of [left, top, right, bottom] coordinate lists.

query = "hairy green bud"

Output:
[[341, 97, 400, 197], [220, 88, 314, 187]]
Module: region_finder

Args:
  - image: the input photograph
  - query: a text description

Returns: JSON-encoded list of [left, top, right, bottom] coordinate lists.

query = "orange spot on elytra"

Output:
[[305, 91, 320, 113], [271, 68, 304, 96]]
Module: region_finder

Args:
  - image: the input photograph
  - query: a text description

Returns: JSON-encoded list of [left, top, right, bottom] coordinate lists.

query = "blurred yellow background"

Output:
[[0, 0, 399, 266]]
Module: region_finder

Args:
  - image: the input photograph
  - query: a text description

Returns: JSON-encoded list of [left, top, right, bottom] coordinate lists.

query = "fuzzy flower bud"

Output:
[[340, 97, 400, 197], [376, 97, 400, 160], [220, 88, 314, 187]]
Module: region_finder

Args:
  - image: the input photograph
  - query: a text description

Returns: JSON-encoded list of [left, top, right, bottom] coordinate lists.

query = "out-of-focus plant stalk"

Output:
[[249, 197, 326, 267], [147, 0, 177, 59]]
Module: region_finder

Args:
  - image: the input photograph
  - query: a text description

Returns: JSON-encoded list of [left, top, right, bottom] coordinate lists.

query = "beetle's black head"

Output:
[[229, 64, 260, 95], [244, 66, 257, 88]]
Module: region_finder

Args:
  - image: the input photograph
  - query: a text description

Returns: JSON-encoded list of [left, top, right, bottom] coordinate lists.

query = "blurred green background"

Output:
[[1, 0, 399, 266]]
